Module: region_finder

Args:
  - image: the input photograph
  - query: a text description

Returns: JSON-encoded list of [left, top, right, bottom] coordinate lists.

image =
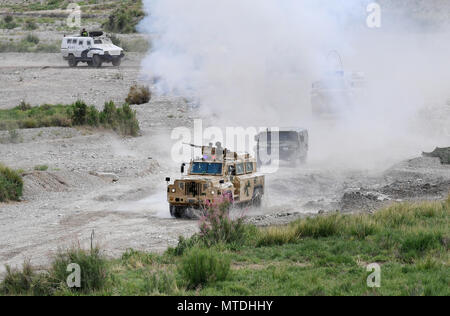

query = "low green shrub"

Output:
[[0, 261, 53, 296], [0, 101, 140, 137], [256, 225, 297, 247], [169, 235, 203, 257], [71, 100, 88, 125], [24, 19, 38, 30], [49, 246, 108, 293], [179, 247, 230, 288], [34, 165, 48, 171], [0, 164, 23, 202], [2, 15, 18, 29], [18, 100, 31, 111], [121, 249, 157, 268], [2, 129, 22, 144], [25, 34, 39, 45], [198, 196, 251, 247], [125, 84, 151, 105], [399, 231, 444, 263], [86, 106, 100, 127], [295, 214, 343, 238], [0, 39, 59, 53], [142, 271, 179, 295], [103, 4, 145, 33], [347, 215, 379, 239], [0, 262, 34, 295]]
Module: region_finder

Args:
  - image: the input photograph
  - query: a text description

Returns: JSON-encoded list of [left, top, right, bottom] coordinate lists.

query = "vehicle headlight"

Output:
[[171, 188, 176, 193]]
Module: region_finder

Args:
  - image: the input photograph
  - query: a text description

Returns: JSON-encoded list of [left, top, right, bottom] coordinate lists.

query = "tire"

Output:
[[170, 205, 187, 218], [87, 61, 93, 67], [251, 188, 263, 207], [112, 57, 121, 67], [68, 55, 77, 67], [92, 55, 102, 68]]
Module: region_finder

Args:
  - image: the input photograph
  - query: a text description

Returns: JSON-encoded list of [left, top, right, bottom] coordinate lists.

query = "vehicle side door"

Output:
[[76, 38, 86, 57]]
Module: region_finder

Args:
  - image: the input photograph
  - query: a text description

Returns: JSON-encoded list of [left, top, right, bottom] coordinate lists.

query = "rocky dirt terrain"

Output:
[[0, 52, 145, 108], [0, 51, 449, 275], [0, 0, 449, 276]]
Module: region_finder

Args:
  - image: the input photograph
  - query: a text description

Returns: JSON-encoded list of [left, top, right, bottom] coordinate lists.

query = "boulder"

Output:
[[423, 147, 450, 164]]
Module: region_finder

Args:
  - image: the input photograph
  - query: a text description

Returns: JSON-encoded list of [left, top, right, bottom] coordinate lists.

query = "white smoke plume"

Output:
[[139, 0, 450, 169]]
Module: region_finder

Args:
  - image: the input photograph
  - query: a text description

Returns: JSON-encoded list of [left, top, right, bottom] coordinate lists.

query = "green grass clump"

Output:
[[0, 35, 59, 53], [34, 165, 49, 171], [256, 225, 298, 246], [399, 231, 444, 263], [170, 198, 257, 255], [0, 164, 23, 202], [0, 261, 53, 296], [103, 3, 145, 33], [24, 19, 38, 30], [295, 214, 343, 238], [0, 100, 140, 137], [49, 246, 108, 293], [25, 34, 39, 45], [0, 15, 18, 29], [179, 247, 231, 289], [125, 85, 151, 105], [0, 246, 108, 295]]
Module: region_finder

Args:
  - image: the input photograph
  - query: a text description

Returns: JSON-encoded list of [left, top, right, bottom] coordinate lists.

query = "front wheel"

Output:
[[112, 57, 121, 67], [251, 189, 263, 207], [92, 55, 102, 68], [170, 205, 187, 218], [68, 55, 77, 67]]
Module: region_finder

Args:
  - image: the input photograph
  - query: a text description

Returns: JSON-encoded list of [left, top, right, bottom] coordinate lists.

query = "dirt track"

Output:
[[0, 53, 449, 274]]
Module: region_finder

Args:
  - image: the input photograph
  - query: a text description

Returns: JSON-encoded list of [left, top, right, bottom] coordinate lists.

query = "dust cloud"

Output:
[[139, 0, 450, 170]]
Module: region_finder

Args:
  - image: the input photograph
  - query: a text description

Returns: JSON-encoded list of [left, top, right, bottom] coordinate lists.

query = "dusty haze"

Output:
[[139, 0, 450, 169]]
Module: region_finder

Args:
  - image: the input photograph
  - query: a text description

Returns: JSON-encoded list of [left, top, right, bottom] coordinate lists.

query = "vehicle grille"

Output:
[[185, 182, 201, 197]]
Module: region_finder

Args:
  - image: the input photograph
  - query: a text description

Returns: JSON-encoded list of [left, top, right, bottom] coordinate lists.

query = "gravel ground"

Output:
[[0, 52, 147, 109]]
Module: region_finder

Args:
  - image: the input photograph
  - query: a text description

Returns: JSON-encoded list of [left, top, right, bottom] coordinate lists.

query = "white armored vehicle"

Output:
[[61, 31, 124, 67]]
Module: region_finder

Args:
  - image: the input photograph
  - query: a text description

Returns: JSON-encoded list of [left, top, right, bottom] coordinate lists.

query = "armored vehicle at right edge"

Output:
[[311, 70, 366, 118], [311, 51, 366, 118]]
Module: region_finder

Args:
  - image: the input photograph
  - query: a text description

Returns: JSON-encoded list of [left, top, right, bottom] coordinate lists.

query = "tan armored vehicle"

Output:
[[166, 143, 265, 218]]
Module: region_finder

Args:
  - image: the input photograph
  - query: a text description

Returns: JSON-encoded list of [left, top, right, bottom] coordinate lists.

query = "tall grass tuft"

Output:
[[346, 215, 379, 239], [399, 231, 444, 263], [0, 261, 53, 296], [256, 225, 298, 246], [0, 262, 34, 295], [198, 195, 253, 248], [0, 164, 23, 202], [49, 246, 108, 293], [295, 214, 343, 238], [179, 247, 230, 289]]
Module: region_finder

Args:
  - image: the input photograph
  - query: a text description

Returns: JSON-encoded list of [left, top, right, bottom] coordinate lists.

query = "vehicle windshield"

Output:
[[259, 132, 298, 142], [94, 38, 111, 44], [190, 162, 223, 175]]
